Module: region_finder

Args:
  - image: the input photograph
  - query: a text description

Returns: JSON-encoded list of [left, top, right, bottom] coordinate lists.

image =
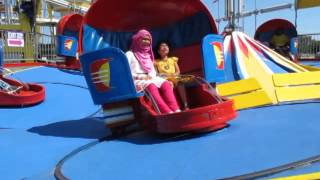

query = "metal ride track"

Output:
[[48, 80, 320, 180], [35, 82, 88, 90], [53, 126, 320, 180], [53, 129, 200, 180]]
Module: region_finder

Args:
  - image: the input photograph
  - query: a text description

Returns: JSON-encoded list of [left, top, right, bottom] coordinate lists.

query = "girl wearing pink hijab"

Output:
[[126, 29, 181, 114]]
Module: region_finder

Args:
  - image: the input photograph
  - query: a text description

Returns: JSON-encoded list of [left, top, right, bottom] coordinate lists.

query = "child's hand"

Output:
[[140, 75, 151, 80], [147, 72, 156, 79], [146, 75, 152, 80], [158, 73, 167, 78]]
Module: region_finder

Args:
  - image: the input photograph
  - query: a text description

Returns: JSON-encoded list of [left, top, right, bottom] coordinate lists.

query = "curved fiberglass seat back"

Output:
[[80, 47, 142, 105]]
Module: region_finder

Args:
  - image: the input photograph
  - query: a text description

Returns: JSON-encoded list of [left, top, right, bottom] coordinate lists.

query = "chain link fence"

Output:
[[297, 33, 320, 60], [0, 30, 64, 64]]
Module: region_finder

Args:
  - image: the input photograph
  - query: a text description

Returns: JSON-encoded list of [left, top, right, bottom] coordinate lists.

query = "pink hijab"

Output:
[[131, 29, 154, 73]]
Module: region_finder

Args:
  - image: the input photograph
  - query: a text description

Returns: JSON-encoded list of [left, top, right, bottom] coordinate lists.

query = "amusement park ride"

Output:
[[54, 0, 320, 134], [1, 0, 320, 133], [52, 1, 319, 133]]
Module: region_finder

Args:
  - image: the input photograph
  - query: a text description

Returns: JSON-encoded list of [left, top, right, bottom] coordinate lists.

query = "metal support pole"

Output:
[[232, 0, 236, 28], [239, 0, 245, 31], [4, 0, 10, 24], [254, 0, 257, 31], [237, 0, 240, 26], [217, 3, 292, 23], [294, 0, 298, 29], [218, 0, 220, 32], [225, 0, 235, 30]]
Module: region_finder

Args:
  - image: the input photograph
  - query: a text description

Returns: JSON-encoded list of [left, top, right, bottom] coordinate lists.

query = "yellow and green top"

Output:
[[154, 57, 179, 75]]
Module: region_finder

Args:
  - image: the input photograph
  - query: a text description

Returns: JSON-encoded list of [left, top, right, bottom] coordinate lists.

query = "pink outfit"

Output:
[[130, 29, 155, 73], [146, 81, 180, 113], [126, 29, 180, 114]]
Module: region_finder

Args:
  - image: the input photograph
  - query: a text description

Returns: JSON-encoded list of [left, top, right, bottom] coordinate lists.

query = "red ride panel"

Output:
[[138, 84, 237, 133], [0, 77, 45, 106]]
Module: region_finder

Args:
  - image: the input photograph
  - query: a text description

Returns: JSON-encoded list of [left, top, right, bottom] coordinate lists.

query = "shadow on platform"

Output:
[[27, 116, 230, 143], [114, 126, 229, 145], [27, 118, 110, 139]]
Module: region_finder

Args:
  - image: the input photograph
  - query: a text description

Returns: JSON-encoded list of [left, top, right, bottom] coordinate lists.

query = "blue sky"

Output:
[[202, 0, 320, 36]]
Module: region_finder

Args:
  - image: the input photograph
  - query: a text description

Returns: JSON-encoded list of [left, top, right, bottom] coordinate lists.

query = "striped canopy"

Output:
[[223, 31, 307, 83]]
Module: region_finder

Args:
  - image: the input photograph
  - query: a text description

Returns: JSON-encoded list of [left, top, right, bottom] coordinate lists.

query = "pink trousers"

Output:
[[145, 81, 180, 114]]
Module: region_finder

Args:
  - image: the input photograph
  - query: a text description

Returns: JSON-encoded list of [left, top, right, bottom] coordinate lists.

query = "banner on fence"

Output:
[[7, 31, 24, 47]]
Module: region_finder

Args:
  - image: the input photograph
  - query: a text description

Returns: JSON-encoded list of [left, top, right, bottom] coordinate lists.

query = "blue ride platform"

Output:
[[1, 66, 320, 180]]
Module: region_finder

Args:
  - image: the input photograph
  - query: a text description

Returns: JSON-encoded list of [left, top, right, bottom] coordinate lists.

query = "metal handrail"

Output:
[[144, 89, 161, 114], [143, 75, 222, 114], [297, 33, 320, 37], [296, 33, 320, 59], [191, 75, 223, 103]]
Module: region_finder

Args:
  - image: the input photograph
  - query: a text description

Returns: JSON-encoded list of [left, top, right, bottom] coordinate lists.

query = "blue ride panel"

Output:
[[81, 12, 212, 54], [56, 35, 78, 57], [63, 29, 79, 39], [80, 47, 142, 105], [0, 40, 3, 69], [201, 34, 226, 83], [82, 25, 111, 53], [290, 37, 298, 56]]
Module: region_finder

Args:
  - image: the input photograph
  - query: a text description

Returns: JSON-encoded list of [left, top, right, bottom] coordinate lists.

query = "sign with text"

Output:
[[7, 31, 24, 47]]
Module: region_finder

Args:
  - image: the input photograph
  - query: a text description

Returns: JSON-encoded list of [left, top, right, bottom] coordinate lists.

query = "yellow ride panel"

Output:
[[273, 72, 320, 102], [275, 85, 320, 102], [217, 78, 261, 96], [273, 71, 320, 86], [272, 172, 320, 180], [217, 78, 273, 110], [231, 90, 272, 110], [299, 64, 320, 71]]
